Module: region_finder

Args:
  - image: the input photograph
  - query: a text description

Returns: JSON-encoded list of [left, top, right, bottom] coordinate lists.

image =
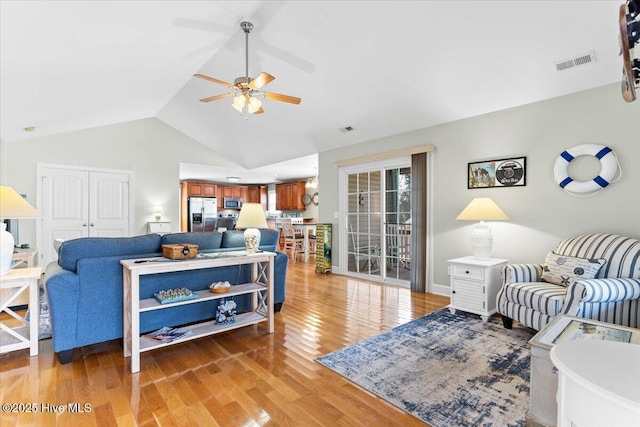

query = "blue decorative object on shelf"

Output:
[[216, 298, 237, 325], [154, 287, 199, 304]]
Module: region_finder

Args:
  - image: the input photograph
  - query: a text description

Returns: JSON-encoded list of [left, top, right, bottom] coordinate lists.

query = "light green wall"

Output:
[[319, 83, 640, 291], [1, 118, 235, 248]]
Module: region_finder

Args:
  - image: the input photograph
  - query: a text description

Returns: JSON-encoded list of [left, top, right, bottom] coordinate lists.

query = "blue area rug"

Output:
[[316, 309, 535, 427]]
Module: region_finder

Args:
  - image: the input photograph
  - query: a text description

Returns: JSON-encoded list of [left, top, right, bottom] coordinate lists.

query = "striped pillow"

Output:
[[541, 252, 606, 287]]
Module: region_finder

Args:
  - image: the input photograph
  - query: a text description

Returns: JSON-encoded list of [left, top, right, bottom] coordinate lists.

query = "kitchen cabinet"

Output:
[[248, 186, 268, 211], [221, 185, 246, 199], [276, 181, 306, 211], [248, 186, 260, 203], [187, 182, 216, 197]]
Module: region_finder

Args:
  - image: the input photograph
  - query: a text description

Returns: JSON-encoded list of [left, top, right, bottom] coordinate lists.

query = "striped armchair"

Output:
[[496, 234, 640, 331]]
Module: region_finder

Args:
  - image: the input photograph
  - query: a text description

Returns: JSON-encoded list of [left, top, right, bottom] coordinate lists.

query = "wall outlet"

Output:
[[333, 211, 339, 218]]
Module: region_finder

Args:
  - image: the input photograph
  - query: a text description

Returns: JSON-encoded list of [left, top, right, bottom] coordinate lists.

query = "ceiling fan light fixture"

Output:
[[232, 95, 246, 112], [247, 97, 262, 114], [194, 21, 301, 115]]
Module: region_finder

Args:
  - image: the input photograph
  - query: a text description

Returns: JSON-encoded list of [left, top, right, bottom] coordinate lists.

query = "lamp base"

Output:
[[0, 223, 15, 275], [470, 221, 493, 259], [243, 228, 261, 253]]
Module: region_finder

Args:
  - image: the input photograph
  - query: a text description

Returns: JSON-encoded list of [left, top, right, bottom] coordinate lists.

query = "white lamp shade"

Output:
[[0, 186, 40, 275], [0, 186, 41, 219], [455, 198, 509, 221], [235, 203, 268, 229]]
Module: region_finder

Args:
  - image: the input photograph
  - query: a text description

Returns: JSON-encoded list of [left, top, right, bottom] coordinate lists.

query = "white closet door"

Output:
[[41, 168, 90, 266], [38, 166, 132, 266], [89, 171, 130, 238]]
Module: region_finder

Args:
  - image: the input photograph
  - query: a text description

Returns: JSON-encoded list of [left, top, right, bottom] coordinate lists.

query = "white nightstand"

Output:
[[447, 256, 508, 322], [148, 222, 172, 235]]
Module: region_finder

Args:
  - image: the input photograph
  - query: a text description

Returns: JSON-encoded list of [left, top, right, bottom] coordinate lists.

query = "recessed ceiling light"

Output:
[[23, 126, 36, 132], [227, 176, 241, 182]]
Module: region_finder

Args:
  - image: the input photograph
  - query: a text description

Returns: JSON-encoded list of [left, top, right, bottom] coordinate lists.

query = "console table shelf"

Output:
[[139, 311, 266, 352], [139, 282, 266, 312], [122, 252, 275, 373]]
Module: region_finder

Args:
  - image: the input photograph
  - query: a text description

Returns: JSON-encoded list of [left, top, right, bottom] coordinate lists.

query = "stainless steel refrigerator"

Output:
[[188, 197, 218, 232]]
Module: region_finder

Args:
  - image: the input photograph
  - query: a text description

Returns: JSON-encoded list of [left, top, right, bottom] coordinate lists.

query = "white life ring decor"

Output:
[[554, 144, 621, 195]]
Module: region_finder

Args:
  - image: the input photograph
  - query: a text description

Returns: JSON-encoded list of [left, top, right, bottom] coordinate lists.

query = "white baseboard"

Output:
[[430, 283, 450, 296]]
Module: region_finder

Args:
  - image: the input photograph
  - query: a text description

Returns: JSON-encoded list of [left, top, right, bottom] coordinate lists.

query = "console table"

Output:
[[122, 252, 275, 373]]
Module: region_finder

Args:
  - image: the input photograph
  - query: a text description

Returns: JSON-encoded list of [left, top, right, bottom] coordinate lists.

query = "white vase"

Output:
[[243, 228, 261, 253], [0, 223, 15, 275]]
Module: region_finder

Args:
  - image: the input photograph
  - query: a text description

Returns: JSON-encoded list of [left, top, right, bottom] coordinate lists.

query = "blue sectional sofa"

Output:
[[44, 229, 287, 364]]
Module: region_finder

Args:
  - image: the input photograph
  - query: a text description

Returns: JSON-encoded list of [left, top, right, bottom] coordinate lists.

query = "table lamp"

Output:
[[235, 203, 268, 253], [0, 186, 41, 275], [455, 198, 509, 259], [153, 206, 164, 222]]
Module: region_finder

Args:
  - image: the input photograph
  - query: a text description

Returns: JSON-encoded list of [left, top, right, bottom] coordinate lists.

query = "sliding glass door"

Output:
[[343, 158, 411, 286], [385, 167, 412, 281]]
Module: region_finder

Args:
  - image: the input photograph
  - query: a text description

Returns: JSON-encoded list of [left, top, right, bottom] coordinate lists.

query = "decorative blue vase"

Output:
[[216, 298, 237, 325]]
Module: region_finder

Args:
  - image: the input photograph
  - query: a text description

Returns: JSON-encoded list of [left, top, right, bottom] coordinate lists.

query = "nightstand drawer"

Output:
[[451, 264, 484, 281]]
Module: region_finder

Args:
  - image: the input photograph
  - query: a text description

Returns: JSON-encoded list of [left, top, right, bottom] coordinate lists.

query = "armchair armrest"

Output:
[[502, 264, 544, 285], [562, 278, 640, 316]]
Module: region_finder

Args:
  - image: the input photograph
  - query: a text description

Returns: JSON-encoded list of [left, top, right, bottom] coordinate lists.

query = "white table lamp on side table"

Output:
[[235, 203, 268, 253], [0, 186, 41, 275], [455, 198, 509, 259], [152, 206, 164, 222]]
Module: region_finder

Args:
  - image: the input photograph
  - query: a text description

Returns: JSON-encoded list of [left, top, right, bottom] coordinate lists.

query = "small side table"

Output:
[[12, 247, 37, 268], [447, 256, 508, 322], [551, 340, 640, 427], [0, 267, 42, 356], [527, 315, 640, 426]]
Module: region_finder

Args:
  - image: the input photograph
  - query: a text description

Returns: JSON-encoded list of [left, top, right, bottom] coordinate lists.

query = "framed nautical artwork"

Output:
[[468, 157, 526, 189]]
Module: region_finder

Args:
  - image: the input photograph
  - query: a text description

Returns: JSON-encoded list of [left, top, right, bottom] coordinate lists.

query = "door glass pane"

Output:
[[385, 167, 411, 281]]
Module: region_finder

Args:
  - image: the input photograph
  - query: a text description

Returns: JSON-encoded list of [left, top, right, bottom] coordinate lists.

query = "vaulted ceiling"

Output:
[[0, 1, 625, 181]]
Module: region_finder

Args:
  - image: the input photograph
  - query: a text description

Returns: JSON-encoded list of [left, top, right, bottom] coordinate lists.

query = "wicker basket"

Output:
[[162, 243, 198, 260]]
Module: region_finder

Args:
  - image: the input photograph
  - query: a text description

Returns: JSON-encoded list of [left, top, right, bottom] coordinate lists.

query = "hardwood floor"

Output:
[[0, 260, 449, 426]]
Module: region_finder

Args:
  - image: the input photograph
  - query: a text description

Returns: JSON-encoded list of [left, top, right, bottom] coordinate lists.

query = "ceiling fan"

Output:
[[194, 21, 301, 115]]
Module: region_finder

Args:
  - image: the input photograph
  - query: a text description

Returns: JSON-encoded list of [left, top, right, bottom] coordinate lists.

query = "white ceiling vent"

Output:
[[554, 51, 597, 72], [338, 126, 355, 133]]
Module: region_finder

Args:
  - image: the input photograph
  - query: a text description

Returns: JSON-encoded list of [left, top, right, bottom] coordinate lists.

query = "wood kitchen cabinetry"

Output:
[[248, 185, 268, 211], [276, 181, 306, 211], [187, 182, 216, 197]]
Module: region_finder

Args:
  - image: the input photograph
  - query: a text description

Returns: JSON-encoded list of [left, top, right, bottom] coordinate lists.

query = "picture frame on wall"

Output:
[[468, 157, 526, 189]]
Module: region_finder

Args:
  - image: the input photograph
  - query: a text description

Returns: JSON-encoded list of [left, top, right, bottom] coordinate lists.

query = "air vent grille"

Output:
[[554, 51, 597, 72]]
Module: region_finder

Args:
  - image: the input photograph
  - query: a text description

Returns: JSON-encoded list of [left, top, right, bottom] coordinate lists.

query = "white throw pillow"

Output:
[[541, 252, 606, 287]]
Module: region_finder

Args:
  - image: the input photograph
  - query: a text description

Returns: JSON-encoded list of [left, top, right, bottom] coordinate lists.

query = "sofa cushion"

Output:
[[160, 231, 223, 250], [541, 252, 606, 287], [58, 234, 161, 272], [501, 281, 566, 317]]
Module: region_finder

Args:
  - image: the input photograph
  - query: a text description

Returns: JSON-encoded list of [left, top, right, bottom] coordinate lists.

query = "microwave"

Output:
[[223, 198, 243, 210]]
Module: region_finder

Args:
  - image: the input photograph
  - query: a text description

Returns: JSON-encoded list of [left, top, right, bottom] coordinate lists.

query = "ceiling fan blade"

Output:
[[194, 74, 235, 88], [253, 107, 265, 114], [264, 92, 302, 105], [199, 93, 235, 102], [249, 72, 275, 90]]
